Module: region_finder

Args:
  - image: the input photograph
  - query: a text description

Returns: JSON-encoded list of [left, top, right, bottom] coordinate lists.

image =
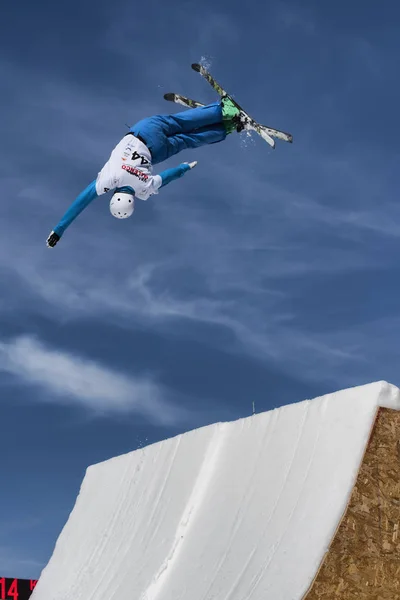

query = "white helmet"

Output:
[[109, 192, 135, 219]]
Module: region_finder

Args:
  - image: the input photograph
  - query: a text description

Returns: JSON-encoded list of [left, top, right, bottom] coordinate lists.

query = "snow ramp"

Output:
[[32, 381, 400, 600]]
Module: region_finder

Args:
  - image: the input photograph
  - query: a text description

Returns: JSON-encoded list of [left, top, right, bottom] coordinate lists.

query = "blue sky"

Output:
[[1, 0, 400, 580]]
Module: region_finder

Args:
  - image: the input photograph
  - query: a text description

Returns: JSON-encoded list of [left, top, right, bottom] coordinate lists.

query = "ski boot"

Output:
[[221, 96, 246, 134]]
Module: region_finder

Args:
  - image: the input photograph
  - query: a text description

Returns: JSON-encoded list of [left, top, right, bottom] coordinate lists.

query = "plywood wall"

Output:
[[304, 407, 400, 600]]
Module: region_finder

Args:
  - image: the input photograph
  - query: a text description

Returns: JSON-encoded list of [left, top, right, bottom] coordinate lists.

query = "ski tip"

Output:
[[163, 93, 175, 101], [191, 63, 201, 72]]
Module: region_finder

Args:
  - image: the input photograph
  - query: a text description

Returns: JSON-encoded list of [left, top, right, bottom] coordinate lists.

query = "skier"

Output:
[[46, 98, 243, 247]]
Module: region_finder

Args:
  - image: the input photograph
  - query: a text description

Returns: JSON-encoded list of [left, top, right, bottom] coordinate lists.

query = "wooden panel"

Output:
[[304, 407, 400, 599]]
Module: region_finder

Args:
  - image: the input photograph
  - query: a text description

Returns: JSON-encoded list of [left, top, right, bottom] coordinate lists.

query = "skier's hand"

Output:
[[184, 161, 198, 169], [46, 231, 60, 248]]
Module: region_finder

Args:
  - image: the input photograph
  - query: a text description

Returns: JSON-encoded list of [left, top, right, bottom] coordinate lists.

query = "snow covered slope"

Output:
[[32, 381, 400, 600]]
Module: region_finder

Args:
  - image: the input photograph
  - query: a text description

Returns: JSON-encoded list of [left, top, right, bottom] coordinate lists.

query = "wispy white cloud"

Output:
[[0, 545, 44, 578], [0, 132, 391, 390], [5, 258, 364, 387], [0, 515, 44, 534], [0, 336, 187, 426], [273, 0, 317, 35], [1, 49, 399, 393]]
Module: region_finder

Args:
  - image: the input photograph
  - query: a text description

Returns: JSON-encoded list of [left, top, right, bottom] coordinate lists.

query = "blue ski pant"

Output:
[[130, 102, 227, 165]]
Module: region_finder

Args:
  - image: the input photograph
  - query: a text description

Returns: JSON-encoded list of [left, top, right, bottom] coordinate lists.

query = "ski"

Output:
[[166, 89, 274, 148], [165, 90, 276, 148], [191, 63, 293, 148], [164, 93, 204, 109]]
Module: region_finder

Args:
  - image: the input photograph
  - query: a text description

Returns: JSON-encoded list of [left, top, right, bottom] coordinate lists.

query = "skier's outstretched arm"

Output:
[[46, 180, 99, 247], [159, 161, 197, 188]]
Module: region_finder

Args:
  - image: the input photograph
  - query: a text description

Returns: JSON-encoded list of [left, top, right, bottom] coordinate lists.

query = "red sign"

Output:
[[0, 578, 38, 600]]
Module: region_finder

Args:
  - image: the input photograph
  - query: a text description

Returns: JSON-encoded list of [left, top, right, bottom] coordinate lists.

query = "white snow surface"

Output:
[[32, 381, 400, 600]]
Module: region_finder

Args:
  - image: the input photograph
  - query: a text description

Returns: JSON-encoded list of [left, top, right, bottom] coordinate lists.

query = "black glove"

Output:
[[46, 231, 60, 248]]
